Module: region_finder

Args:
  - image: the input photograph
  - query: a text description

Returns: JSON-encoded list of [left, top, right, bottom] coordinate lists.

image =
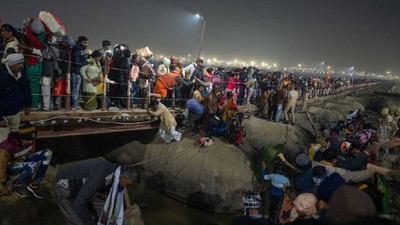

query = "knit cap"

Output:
[[295, 152, 312, 171]]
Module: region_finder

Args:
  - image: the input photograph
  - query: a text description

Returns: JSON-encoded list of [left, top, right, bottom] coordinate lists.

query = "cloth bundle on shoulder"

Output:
[[136, 47, 153, 60], [38, 11, 65, 36]]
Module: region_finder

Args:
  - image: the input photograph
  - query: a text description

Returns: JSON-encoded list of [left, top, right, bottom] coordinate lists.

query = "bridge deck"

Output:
[[21, 107, 162, 138]]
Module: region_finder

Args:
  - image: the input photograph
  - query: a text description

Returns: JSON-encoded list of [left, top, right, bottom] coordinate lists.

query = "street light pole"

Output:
[[196, 14, 205, 60]]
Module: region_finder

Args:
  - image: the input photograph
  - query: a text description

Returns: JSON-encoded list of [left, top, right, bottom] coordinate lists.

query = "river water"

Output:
[[132, 183, 242, 225]]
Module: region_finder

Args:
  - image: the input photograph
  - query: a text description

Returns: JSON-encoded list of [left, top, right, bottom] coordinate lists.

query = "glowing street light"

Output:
[[196, 14, 205, 60]]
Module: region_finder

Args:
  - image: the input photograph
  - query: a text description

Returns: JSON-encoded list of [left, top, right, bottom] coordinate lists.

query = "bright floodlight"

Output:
[[196, 14, 204, 20]]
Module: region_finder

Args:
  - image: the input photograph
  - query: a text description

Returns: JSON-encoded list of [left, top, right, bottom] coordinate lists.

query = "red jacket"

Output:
[[25, 25, 42, 66]]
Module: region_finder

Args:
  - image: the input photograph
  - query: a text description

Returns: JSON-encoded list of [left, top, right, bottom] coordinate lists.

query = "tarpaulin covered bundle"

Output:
[[38, 11, 65, 36], [251, 144, 285, 182]]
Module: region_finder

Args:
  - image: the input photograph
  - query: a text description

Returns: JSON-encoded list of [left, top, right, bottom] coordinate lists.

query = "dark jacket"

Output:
[[56, 158, 119, 225], [0, 66, 32, 118], [71, 44, 87, 74], [272, 89, 285, 105], [336, 151, 369, 171]]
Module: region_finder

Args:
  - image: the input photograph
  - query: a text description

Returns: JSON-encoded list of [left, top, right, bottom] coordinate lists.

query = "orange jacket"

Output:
[[157, 71, 181, 88]]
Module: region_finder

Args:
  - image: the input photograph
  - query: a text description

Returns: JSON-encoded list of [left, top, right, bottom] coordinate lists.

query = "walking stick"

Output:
[[101, 62, 107, 111], [127, 79, 131, 110], [64, 48, 72, 111], [172, 85, 176, 109]]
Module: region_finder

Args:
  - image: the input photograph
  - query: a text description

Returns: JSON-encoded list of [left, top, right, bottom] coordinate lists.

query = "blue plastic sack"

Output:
[[31, 18, 45, 34]]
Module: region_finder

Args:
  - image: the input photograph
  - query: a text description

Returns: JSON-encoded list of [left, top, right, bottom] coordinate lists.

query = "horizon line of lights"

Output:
[[150, 54, 398, 80]]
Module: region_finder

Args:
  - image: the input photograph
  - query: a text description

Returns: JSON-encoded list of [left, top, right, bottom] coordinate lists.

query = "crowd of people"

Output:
[[234, 106, 400, 225], [1, 18, 374, 114], [2, 16, 399, 225]]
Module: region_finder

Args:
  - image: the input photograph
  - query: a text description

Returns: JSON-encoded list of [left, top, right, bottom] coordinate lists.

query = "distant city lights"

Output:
[[150, 54, 397, 79]]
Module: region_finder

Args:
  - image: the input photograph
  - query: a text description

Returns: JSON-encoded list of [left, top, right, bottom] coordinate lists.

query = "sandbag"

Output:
[[136, 46, 153, 59], [38, 11, 65, 36], [31, 18, 45, 34]]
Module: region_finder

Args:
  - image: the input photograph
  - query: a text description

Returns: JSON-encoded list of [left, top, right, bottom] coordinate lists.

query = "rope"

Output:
[[132, 145, 198, 167], [31, 115, 157, 126]]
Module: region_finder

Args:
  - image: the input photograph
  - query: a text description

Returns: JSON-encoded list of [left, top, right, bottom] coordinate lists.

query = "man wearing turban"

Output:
[[0, 53, 32, 142]]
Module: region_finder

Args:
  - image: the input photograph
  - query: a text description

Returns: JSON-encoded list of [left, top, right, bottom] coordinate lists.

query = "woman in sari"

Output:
[[222, 91, 238, 122], [80, 50, 102, 111]]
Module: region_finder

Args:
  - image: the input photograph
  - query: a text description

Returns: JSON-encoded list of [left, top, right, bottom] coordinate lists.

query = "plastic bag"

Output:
[[51, 78, 66, 96], [31, 18, 45, 34]]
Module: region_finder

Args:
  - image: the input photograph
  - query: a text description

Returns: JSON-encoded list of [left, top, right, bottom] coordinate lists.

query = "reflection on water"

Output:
[[131, 184, 242, 225]]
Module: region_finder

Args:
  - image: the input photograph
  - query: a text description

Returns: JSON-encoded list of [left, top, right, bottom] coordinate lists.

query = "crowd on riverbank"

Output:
[[2, 15, 400, 225]]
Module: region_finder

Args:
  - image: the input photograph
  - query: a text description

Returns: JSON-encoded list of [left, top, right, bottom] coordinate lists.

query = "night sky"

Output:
[[2, 0, 400, 75]]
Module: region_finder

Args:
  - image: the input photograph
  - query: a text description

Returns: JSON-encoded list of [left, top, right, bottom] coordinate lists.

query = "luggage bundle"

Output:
[[136, 46, 153, 60], [38, 11, 65, 36]]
